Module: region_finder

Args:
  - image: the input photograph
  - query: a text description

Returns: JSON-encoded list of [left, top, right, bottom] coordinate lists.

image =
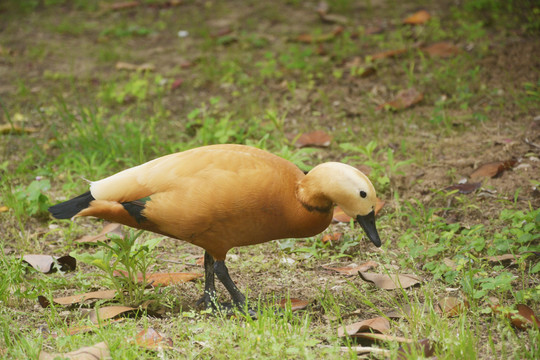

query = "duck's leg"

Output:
[[214, 260, 246, 307], [196, 251, 218, 309]]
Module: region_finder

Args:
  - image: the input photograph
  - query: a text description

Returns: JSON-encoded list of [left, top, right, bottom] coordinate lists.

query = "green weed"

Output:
[[72, 230, 163, 306]]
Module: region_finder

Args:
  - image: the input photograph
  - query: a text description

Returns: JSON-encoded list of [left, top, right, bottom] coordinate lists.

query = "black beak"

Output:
[[356, 211, 381, 247]]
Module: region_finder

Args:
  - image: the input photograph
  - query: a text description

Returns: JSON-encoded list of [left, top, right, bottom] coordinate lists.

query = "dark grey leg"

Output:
[[196, 251, 218, 308], [214, 260, 246, 307]]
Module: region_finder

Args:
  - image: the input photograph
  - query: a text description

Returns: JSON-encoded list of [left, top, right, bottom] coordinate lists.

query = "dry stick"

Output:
[[524, 137, 540, 150], [319, 345, 390, 355]]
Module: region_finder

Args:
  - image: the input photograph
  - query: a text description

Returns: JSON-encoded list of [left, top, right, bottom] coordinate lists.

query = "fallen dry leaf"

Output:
[[146, 272, 203, 286], [374, 198, 385, 216], [397, 338, 437, 360], [321, 232, 343, 243], [323, 261, 378, 276], [445, 182, 481, 194], [106, 1, 140, 11], [88, 306, 137, 324], [403, 10, 430, 25], [318, 12, 349, 25], [38, 290, 117, 308], [512, 304, 540, 329], [196, 255, 205, 266], [421, 42, 461, 58], [338, 317, 390, 337], [295, 26, 344, 43], [316, 0, 329, 15], [442, 257, 457, 270], [171, 78, 184, 90], [332, 206, 352, 223], [135, 328, 174, 350], [485, 254, 520, 265], [377, 88, 423, 111], [113, 270, 203, 286], [492, 304, 539, 330], [115, 61, 155, 72], [370, 48, 408, 60], [0, 205, 8, 213], [353, 332, 414, 343], [23, 254, 76, 273], [470, 159, 516, 180], [294, 130, 332, 148], [385, 304, 413, 319], [0, 124, 38, 135], [435, 297, 469, 317], [279, 298, 310, 311], [359, 272, 422, 290], [75, 223, 123, 244], [62, 319, 126, 336], [39, 341, 110, 360]]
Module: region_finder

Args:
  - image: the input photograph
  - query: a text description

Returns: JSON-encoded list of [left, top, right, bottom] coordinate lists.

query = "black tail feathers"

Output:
[[48, 191, 95, 219]]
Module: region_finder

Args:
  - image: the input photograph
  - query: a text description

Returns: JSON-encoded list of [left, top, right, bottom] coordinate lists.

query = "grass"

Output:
[[0, 0, 539, 358]]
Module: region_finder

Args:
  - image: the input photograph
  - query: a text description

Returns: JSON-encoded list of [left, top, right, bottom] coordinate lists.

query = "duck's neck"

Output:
[[296, 171, 333, 213]]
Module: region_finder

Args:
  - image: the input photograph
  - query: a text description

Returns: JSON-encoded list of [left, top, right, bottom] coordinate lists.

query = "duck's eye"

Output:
[[360, 190, 367, 198]]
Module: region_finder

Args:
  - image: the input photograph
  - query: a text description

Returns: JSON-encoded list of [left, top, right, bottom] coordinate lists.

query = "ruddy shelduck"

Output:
[[49, 144, 381, 309]]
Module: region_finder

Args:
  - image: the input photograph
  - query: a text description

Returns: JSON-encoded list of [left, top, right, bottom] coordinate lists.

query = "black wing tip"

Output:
[[48, 191, 94, 219]]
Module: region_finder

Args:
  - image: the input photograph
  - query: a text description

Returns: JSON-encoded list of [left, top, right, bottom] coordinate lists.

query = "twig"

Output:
[[524, 137, 540, 150], [319, 345, 390, 355]]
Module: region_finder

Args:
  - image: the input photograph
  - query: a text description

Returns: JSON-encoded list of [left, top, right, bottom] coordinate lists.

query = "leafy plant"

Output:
[[72, 230, 162, 306]]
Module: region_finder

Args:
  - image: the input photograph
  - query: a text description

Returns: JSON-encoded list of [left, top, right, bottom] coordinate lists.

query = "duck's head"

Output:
[[300, 162, 382, 247]]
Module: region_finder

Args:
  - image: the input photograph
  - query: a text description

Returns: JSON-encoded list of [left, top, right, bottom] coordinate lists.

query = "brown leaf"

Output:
[[113, 270, 202, 286], [211, 27, 233, 38], [38, 290, 117, 308], [135, 328, 173, 350], [354, 333, 415, 343], [115, 62, 155, 72], [146, 272, 203, 286], [370, 48, 407, 60], [470, 160, 516, 180], [421, 42, 461, 58], [108, 1, 140, 11], [445, 182, 481, 194], [486, 254, 520, 265], [63, 319, 125, 336], [321, 232, 343, 243], [442, 257, 457, 270], [435, 297, 469, 317], [397, 339, 437, 360], [512, 304, 540, 330], [75, 223, 123, 244], [359, 272, 422, 290], [171, 78, 184, 90], [39, 341, 110, 360], [316, 1, 329, 15], [377, 88, 423, 111], [294, 130, 332, 148], [279, 298, 310, 311], [295, 26, 344, 43], [374, 198, 385, 216], [338, 317, 390, 337], [403, 10, 430, 25], [318, 12, 349, 25], [88, 306, 137, 324], [323, 261, 378, 276], [23, 254, 76, 273], [196, 255, 205, 266], [385, 304, 413, 319], [0, 124, 38, 135], [332, 206, 352, 223]]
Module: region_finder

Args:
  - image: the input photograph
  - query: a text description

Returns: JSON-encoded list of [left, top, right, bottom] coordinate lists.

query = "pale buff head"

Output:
[[301, 162, 381, 247]]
